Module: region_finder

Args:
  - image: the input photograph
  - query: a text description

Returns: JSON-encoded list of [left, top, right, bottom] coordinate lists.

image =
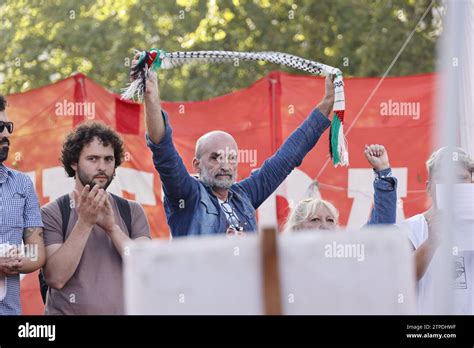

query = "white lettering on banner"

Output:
[[108, 167, 156, 205], [41, 166, 156, 205], [257, 168, 408, 230], [257, 168, 314, 228], [42, 167, 75, 200]]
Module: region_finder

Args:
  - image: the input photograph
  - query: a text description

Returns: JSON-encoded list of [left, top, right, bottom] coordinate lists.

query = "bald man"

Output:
[[143, 69, 335, 237]]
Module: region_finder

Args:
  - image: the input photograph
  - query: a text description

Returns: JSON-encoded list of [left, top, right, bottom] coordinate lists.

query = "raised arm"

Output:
[[142, 67, 198, 208], [143, 68, 165, 144], [364, 144, 397, 225], [236, 75, 334, 208]]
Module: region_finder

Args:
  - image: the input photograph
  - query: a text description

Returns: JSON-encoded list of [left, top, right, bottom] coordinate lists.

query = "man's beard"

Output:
[[199, 165, 236, 190], [0, 138, 10, 163], [77, 165, 114, 190]]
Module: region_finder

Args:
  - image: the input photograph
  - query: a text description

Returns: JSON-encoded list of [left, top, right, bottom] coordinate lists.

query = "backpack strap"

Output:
[[111, 193, 133, 238], [39, 193, 72, 305], [38, 269, 48, 304], [57, 193, 72, 241]]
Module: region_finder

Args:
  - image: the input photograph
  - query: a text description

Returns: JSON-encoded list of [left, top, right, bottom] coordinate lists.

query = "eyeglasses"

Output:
[[0, 121, 14, 134], [220, 201, 244, 232]]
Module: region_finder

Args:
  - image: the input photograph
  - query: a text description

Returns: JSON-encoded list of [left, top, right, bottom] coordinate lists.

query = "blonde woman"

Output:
[[284, 144, 397, 232]]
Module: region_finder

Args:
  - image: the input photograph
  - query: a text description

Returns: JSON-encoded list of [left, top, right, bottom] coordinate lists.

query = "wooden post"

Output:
[[261, 227, 282, 315]]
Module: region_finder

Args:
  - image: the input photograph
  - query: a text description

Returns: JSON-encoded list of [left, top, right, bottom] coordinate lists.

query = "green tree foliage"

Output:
[[0, 0, 441, 101]]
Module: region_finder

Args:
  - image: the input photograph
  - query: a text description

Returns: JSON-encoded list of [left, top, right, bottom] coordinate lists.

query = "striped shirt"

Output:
[[0, 164, 43, 315]]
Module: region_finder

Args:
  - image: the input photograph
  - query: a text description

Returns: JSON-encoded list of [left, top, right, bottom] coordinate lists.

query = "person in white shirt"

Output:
[[399, 147, 473, 314]]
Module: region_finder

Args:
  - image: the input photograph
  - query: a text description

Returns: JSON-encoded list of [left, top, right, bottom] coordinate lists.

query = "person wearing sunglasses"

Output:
[[0, 95, 45, 315], [0, 121, 13, 139]]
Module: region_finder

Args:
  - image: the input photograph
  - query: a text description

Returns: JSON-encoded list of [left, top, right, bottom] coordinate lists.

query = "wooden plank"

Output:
[[261, 227, 282, 315]]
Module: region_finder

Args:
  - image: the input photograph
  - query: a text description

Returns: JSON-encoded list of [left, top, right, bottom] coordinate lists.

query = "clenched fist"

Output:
[[364, 144, 390, 171]]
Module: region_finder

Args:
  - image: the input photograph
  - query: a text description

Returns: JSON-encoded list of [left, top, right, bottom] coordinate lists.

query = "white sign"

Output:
[[124, 227, 416, 315]]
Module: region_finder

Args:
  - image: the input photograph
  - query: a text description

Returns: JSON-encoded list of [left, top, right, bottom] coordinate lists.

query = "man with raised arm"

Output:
[[142, 60, 335, 237]]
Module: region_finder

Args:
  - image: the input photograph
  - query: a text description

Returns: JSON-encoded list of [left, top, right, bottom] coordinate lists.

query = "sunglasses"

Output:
[[0, 121, 14, 134]]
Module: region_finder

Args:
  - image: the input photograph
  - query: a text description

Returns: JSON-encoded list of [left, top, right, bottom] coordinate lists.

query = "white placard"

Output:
[[279, 229, 416, 314], [436, 183, 474, 220], [124, 236, 262, 315], [124, 227, 416, 315]]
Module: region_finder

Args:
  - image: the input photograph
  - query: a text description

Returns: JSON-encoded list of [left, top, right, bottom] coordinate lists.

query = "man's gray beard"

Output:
[[199, 164, 236, 190]]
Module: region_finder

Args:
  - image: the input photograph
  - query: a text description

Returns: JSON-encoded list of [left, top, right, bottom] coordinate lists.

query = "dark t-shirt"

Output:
[[41, 194, 150, 315]]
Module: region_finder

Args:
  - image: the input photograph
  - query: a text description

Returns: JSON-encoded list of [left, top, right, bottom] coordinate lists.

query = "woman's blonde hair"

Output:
[[426, 147, 473, 179], [283, 198, 339, 233]]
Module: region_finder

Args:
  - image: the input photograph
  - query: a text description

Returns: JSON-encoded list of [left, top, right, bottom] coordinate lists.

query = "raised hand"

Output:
[[96, 194, 117, 234], [364, 144, 390, 171], [131, 52, 160, 99], [316, 75, 335, 117], [73, 185, 107, 228]]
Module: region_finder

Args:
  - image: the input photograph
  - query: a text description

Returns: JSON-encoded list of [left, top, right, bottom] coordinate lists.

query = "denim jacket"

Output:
[[368, 168, 398, 225], [146, 109, 331, 237], [146, 109, 396, 237]]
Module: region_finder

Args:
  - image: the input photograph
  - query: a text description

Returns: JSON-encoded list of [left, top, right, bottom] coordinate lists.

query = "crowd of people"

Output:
[[0, 64, 472, 315]]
